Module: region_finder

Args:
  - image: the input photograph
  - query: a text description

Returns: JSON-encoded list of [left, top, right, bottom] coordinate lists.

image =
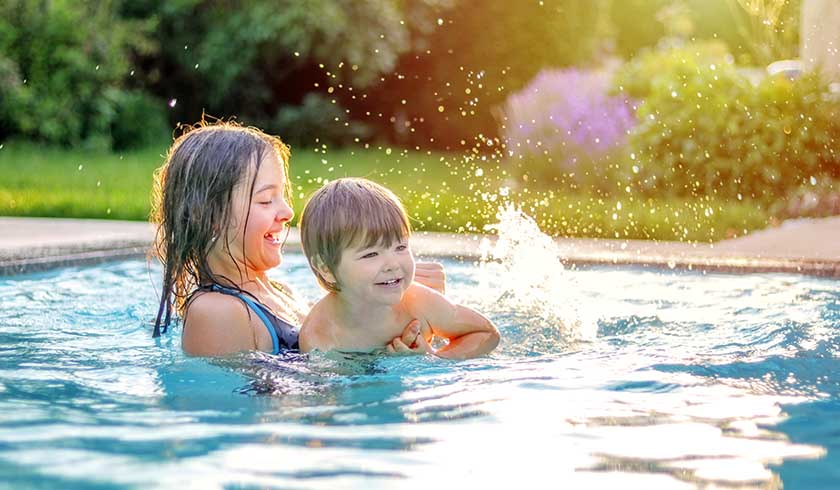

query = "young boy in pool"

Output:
[[298, 178, 500, 359]]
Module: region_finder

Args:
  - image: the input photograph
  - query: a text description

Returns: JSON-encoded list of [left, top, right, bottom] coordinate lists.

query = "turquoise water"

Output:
[[0, 253, 838, 489]]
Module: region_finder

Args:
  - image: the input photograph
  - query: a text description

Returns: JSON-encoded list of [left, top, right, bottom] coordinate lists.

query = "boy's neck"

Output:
[[331, 292, 397, 331]]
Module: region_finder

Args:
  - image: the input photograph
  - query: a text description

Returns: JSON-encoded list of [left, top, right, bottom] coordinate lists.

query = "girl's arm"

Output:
[[414, 261, 446, 294], [404, 284, 500, 359], [182, 293, 259, 356]]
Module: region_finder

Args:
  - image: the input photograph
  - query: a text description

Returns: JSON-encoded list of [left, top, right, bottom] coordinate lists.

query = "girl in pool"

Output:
[[150, 121, 445, 356]]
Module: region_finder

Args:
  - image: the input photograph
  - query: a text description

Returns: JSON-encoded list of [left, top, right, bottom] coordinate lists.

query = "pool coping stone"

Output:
[[1, 216, 838, 278]]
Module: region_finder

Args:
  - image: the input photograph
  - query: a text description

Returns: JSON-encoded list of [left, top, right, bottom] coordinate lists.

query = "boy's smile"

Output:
[[331, 239, 415, 306]]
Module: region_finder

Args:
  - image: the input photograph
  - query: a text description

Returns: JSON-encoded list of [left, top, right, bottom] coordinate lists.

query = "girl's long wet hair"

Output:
[[150, 121, 292, 337]]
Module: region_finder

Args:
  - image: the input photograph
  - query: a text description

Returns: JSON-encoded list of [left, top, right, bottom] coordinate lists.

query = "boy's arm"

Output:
[[405, 284, 500, 359]]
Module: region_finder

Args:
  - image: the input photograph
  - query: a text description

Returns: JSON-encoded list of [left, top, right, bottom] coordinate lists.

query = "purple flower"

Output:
[[503, 68, 636, 170]]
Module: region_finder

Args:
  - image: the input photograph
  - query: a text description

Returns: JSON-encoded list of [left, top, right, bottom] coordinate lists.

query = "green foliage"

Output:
[[110, 90, 170, 150], [133, 0, 434, 133], [359, 0, 613, 149], [616, 43, 840, 201], [268, 93, 371, 148], [0, 0, 157, 148]]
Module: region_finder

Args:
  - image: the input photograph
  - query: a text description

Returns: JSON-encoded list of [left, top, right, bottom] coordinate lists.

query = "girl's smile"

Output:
[[214, 153, 293, 275]]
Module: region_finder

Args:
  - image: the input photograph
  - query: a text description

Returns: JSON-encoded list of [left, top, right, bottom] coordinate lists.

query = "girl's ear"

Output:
[[313, 257, 337, 284]]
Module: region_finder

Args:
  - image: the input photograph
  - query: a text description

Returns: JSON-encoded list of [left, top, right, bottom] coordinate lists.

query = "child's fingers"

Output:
[[412, 332, 435, 354], [389, 337, 414, 354], [399, 319, 421, 346]]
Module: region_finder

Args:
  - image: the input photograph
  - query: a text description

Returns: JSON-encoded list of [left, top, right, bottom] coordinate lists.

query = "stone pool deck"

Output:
[[0, 216, 838, 277]]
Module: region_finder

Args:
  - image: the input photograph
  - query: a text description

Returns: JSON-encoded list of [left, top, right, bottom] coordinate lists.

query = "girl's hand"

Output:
[[414, 262, 446, 295]]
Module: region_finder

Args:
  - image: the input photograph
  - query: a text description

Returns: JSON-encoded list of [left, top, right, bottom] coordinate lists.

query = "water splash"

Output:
[[475, 203, 596, 345]]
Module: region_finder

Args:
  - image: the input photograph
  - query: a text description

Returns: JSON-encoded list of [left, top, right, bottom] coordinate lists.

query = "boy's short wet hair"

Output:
[[300, 177, 411, 292]]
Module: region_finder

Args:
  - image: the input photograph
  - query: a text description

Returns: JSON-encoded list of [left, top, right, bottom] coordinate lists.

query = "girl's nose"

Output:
[[276, 199, 294, 223]]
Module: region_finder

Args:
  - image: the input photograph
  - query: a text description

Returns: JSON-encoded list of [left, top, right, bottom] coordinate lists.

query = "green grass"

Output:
[[0, 141, 772, 242]]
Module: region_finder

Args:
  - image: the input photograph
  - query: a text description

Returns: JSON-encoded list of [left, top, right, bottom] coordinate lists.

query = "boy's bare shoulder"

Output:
[[404, 282, 447, 309], [182, 291, 254, 355], [299, 296, 337, 352]]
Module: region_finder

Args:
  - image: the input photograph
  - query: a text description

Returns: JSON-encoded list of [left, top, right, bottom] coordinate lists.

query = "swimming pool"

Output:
[[1, 248, 838, 489]]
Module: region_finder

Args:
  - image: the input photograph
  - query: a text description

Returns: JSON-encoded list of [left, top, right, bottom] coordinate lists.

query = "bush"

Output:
[[268, 93, 372, 148], [0, 1, 152, 148], [109, 90, 170, 150], [615, 43, 840, 201], [501, 67, 637, 191]]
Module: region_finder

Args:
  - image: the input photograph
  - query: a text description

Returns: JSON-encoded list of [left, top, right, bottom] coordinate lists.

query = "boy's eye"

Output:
[[395, 244, 408, 251], [258, 200, 273, 205], [360, 252, 378, 259]]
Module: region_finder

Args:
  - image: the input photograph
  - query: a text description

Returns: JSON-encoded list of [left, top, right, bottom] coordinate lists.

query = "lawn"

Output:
[[0, 141, 771, 242]]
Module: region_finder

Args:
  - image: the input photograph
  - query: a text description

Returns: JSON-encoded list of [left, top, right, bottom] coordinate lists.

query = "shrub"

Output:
[[0, 1, 151, 148], [616, 43, 840, 201], [501, 67, 637, 191], [110, 90, 171, 151], [268, 93, 371, 148]]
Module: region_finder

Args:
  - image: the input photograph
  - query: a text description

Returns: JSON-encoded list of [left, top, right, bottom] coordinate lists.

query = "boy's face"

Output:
[[329, 236, 415, 306]]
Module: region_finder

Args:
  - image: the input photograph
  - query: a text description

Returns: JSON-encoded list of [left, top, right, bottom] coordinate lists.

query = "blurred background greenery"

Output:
[[0, 0, 837, 241]]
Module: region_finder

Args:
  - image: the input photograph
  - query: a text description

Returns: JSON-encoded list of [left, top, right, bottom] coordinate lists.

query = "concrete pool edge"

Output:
[[1, 216, 839, 278]]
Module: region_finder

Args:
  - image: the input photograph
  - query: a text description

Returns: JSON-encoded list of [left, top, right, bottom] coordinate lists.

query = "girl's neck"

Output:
[[206, 252, 267, 290]]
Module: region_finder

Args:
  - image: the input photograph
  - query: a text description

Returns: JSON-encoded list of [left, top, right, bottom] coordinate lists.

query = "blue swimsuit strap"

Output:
[[207, 284, 280, 354]]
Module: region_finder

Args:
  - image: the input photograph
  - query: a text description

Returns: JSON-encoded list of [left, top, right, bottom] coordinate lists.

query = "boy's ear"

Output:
[[313, 257, 337, 284]]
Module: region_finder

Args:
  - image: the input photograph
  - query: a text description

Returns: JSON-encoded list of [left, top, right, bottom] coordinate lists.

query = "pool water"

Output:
[[1, 250, 838, 489]]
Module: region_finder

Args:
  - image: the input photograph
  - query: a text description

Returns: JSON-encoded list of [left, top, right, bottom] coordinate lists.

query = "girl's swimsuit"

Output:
[[202, 284, 300, 354]]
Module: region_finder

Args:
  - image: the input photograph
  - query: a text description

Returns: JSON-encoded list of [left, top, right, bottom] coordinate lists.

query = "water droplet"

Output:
[[385, 148, 392, 155], [632, 165, 639, 173], [437, 18, 444, 25], [671, 91, 678, 98], [168, 99, 177, 108], [667, 260, 676, 269], [438, 105, 445, 113], [810, 176, 817, 186], [294, 51, 300, 57], [630, 153, 636, 160], [78, 164, 83, 171], [783, 126, 792, 134], [475, 168, 484, 177]]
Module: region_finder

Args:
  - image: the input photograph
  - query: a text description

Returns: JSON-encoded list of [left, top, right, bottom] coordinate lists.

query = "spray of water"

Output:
[[475, 203, 596, 350]]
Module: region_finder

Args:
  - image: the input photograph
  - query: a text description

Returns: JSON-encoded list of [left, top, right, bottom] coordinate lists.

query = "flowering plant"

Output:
[[502, 68, 636, 186]]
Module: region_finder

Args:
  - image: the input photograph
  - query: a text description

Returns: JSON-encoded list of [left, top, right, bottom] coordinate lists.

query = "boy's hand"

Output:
[[414, 262, 446, 295], [386, 319, 435, 356]]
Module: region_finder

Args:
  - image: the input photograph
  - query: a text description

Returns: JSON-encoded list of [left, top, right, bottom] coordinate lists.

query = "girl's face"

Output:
[[220, 152, 293, 274]]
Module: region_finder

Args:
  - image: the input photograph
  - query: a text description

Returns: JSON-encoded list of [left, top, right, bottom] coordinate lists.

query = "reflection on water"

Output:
[[0, 216, 837, 488]]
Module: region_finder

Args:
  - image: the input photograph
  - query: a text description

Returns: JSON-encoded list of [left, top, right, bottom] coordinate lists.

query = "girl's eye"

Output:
[[258, 200, 273, 205], [361, 252, 378, 259], [395, 244, 407, 251]]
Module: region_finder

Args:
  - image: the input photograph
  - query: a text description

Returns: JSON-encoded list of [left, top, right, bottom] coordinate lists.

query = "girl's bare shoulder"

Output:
[[182, 291, 254, 356]]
